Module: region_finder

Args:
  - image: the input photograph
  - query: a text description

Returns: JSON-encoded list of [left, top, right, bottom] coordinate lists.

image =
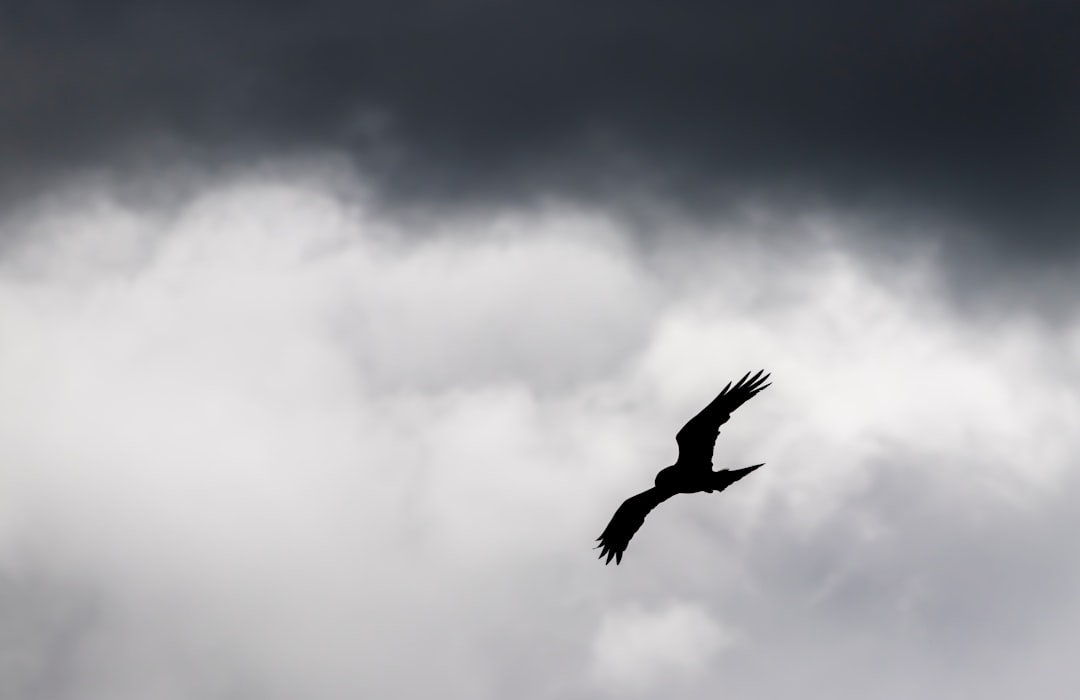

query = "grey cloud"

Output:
[[597, 456, 1080, 699], [0, 575, 96, 700], [2, 0, 1079, 273], [760, 462, 1079, 698]]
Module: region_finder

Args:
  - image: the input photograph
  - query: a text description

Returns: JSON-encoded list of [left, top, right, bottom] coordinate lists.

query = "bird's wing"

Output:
[[675, 369, 770, 467], [595, 487, 675, 565]]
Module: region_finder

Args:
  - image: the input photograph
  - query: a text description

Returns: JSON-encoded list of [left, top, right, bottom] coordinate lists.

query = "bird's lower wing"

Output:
[[595, 487, 675, 565]]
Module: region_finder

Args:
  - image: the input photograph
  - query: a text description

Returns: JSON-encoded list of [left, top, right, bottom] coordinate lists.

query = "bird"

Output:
[[595, 369, 771, 565]]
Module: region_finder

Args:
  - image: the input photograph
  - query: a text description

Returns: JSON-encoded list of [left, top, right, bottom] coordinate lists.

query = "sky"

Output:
[[1, 2, 1079, 698]]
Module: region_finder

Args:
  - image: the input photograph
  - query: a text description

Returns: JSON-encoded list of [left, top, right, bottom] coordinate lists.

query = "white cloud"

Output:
[[0, 167, 1078, 699], [591, 601, 732, 693]]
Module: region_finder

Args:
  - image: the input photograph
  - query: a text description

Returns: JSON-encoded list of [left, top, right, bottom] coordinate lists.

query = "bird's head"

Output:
[[654, 466, 679, 490]]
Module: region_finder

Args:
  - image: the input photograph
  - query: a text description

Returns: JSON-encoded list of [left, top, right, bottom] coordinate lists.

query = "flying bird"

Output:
[[595, 370, 771, 564]]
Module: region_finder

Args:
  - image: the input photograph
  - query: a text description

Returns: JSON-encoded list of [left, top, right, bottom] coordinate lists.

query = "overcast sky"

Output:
[[2, 3, 1079, 699]]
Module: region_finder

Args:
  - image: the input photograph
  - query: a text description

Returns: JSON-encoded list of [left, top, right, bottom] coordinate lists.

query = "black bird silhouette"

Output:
[[595, 370, 771, 564]]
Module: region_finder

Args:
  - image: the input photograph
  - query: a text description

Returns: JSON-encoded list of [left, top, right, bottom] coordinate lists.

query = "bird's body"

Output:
[[654, 463, 762, 494], [595, 370, 771, 565]]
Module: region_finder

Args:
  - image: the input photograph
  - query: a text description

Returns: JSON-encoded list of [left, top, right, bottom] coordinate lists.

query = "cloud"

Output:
[[2, 1, 1078, 277], [1, 170, 1079, 698], [591, 601, 732, 693]]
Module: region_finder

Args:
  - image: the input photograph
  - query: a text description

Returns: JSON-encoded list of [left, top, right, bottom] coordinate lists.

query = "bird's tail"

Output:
[[711, 463, 764, 491]]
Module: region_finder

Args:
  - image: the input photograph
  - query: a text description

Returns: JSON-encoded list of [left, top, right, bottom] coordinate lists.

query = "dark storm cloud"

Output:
[[3, 0, 1078, 260]]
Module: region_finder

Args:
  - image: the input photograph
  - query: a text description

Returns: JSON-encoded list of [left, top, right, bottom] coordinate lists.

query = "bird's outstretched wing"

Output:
[[595, 487, 675, 565], [675, 369, 771, 467]]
